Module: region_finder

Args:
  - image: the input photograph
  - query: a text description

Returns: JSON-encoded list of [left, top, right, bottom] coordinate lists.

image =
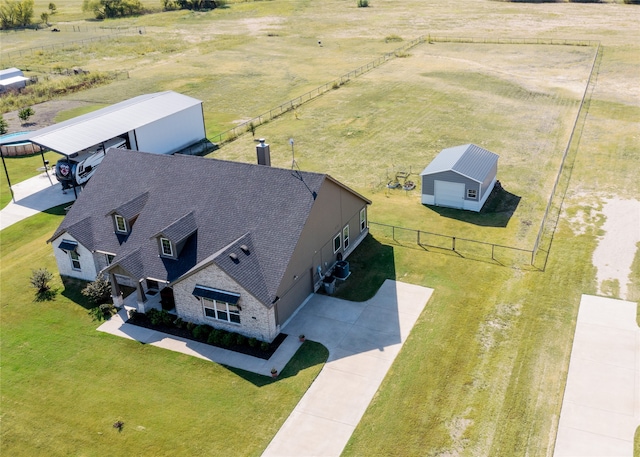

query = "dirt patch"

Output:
[[592, 198, 640, 300], [2, 100, 89, 134]]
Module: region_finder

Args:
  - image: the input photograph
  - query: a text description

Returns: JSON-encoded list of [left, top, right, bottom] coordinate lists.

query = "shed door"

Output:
[[434, 180, 465, 209]]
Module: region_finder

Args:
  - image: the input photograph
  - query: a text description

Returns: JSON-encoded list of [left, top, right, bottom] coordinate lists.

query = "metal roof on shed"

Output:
[[27, 91, 202, 156], [420, 144, 498, 183]]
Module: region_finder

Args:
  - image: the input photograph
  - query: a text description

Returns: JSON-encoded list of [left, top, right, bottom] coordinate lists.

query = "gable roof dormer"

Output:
[[107, 192, 149, 236], [152, 211, 197, 259]]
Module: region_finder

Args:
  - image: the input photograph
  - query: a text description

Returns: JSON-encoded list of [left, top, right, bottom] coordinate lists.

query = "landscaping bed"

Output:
[[126, 308, 287, 360]]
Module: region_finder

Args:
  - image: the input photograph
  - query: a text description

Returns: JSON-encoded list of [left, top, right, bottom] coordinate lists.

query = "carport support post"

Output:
[[0, 150, 15, 203], [40, 149, 53, 185]]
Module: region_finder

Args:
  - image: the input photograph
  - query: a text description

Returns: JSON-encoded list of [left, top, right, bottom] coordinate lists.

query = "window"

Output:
[[203, 298, 240, 324], [160, 237, 173, 256], [360, 208, 367, 232], [333, 234, 341, 253], [467, 189, 478, 200], [105, 254, 115, 265], [114, 214, 127, 233], [343, 225, 350, 250], [69, 250, 81, 270]]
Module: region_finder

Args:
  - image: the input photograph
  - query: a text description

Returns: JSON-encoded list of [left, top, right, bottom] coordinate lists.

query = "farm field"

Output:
[[1, 0, 640, 456]]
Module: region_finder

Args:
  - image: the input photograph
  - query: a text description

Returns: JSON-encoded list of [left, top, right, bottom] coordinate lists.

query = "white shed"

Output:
[[0, 68, 29, 92], [421, 144, 499, 212]]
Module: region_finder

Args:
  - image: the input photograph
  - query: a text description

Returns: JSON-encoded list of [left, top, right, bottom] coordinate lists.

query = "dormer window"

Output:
[[160, 237, 174, 257], [114, 214, 127, 233]]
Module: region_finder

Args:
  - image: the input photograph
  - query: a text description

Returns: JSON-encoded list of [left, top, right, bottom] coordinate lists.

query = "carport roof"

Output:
[[25, 91, 202, 156], [420, 144, 499, 183]]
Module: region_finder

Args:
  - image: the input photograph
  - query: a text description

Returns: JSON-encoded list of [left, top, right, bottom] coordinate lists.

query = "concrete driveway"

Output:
[[554, 294, 640, 457], [262, 279, 434, 457]]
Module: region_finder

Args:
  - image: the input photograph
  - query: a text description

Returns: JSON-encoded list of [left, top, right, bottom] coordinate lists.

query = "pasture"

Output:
[[1, 0, 639, 455]]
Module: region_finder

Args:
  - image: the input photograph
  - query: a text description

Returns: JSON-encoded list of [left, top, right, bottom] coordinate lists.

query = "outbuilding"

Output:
[[0, 68, 29, 92], [420, 144, 498, 212]]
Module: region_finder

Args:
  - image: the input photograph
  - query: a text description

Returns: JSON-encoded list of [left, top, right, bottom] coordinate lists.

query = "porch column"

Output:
[[136, 279, 147, 312], [109, 272, 124, 307]]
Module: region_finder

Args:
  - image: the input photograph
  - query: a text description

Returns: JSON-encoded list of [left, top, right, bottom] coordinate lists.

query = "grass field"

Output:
[[1, 0, 639, 455]]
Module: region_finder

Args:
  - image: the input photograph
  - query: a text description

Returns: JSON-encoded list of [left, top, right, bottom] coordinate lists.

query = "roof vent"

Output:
[[255, 138, 271, 166], [229, 253, 238, 261], [240, 244, 249, 254]]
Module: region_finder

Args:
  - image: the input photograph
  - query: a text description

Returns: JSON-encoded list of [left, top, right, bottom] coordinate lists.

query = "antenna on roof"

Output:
[[288, 137, 317, 200]]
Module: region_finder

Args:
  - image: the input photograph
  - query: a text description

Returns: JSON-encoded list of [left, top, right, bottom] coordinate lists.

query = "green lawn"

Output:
[[0, 207, 328, 456], [1, 0, 639, 455]]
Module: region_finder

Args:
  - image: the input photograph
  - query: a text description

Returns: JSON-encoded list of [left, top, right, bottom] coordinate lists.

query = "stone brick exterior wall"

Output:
[[173, 263, 278, 343], [52, 233, 98, 282]]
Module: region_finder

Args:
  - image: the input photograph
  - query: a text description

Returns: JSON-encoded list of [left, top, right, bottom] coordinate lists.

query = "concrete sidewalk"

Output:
[[0, 172, 77, 231], [97, 308, 301, 377], [97, 280, 434, 457], [554, 294, 640, 457]]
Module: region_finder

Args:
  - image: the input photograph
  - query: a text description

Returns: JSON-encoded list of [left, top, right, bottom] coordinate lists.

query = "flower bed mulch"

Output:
[[126, 314, 287, 360]]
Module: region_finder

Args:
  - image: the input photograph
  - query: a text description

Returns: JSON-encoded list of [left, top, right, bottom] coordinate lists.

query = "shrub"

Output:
[[0, 115, 7, 135], [90, 302, 116, 321], [260, 341, 269, 352], [207, 329, 223, 345], [221, 332, 235, 347], [173, 317, 185, 329], [192, 324, 212, 341], [81, 274, 111, 306], [18, 107, 35, 124], [186, 321, 196, 331], [82, 0, 143, 19], [146, 308, 162, 325], [357, 0, 369, 7], [30, 268, 54, 298], [248, 337, 257, 348], [128, 309, 142, 321], [236, 334, 246, 346]]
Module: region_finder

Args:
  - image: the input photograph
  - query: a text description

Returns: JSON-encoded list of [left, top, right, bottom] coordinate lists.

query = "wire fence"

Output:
[[207, 36, 424, 145], [368, 221, 536, 268], [1, 27, 145, 60]]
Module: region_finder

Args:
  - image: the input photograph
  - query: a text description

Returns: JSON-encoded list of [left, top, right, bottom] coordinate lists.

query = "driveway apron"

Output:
[[262, 279, 434, 457]]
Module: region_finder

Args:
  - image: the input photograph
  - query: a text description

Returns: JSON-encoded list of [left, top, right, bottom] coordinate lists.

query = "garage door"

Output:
[[434, 180, 465, 209]]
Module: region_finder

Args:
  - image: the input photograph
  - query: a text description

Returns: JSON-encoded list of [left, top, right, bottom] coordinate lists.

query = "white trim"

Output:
[[202, 297, 241, 324], [333, 233, 341, 254], [343, 224, 350, 250], [69, 250, 81, 271], [359, 207, 367, 232], [160, 237, 173, 256], [114, 214, 127, 233]]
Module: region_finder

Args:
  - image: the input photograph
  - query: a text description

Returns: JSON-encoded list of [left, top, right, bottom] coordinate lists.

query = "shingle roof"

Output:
[[51, 150, 331, 306], [108, 192, 149, 221], [420, 144, 499, 183]]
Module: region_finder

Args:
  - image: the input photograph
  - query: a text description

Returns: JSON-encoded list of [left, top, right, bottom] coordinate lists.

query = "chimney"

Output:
[[256, 138, 271, 166]]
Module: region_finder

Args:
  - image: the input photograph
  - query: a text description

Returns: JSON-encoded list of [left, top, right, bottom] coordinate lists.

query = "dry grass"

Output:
[[1, 0, 639, 456]]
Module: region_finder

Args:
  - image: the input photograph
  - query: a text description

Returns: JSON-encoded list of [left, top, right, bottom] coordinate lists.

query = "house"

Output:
[[49, 150, 371, 342], [0, 68, 29, 92], [420, 144, 499, 212]]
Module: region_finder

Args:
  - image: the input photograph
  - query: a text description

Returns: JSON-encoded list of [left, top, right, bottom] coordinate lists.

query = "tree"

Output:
[[18, 106, 34, 124], [48, 2, 56, 14], [40, 10, 48, 24], [81, 274, 112, 306], [82, 0, 142, 19], [0, 0, 34, 29], [0, 115, 8, 135]]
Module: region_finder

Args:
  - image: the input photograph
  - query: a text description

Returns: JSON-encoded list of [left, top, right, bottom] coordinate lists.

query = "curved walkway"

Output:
[[554, 295, 640, 457]]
